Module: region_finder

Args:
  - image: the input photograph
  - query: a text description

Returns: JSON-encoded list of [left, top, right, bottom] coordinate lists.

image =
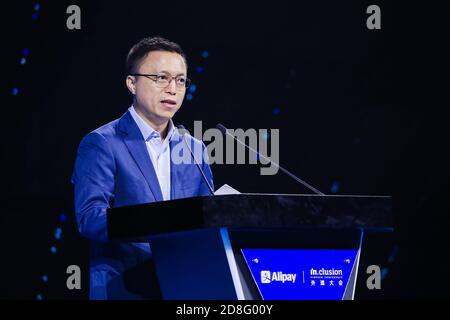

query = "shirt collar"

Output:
[[129, 105, 176, 142]]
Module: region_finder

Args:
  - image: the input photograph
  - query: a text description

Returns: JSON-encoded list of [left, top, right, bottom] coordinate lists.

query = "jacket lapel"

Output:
[[119, 111, 164, 202]]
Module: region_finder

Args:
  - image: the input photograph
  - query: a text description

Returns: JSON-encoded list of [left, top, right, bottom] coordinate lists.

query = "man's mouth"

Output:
[[161, 99, 177, 106]]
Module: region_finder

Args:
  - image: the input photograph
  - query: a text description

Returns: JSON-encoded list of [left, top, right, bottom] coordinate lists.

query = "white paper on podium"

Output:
[[214, 184, 241, 195]]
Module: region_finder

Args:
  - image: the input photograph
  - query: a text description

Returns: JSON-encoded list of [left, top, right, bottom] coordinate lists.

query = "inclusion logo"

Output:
[[260, 270, 297, 284], [310, 268, 343, 277]]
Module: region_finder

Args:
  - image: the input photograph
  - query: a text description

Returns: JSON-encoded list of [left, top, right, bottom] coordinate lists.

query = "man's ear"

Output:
[[126, 75, 136, 95]]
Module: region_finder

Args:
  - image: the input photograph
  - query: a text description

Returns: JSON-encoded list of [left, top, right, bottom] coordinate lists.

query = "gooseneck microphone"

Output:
[[216, 123, 325, 195], [177, 125, 215, 196]]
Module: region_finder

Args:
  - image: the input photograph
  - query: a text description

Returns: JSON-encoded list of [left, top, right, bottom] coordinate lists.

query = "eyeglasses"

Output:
[[130, 73, 191, 89]]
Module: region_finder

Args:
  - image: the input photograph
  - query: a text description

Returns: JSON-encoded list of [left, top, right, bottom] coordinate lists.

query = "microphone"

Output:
[[216, 123, 325, 195], [177, 125, 215, 196]]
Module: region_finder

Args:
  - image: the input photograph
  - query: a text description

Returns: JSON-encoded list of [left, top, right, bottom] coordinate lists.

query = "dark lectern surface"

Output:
[[107, 194, 392, 240]]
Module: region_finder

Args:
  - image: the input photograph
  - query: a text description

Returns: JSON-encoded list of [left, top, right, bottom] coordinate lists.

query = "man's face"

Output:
[[127, 51, 187, 125]]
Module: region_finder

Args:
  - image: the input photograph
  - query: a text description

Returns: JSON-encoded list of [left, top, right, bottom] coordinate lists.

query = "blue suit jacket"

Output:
[[71, 110, 214, 300]]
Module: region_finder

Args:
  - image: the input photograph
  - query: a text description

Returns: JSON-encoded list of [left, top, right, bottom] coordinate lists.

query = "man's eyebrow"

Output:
[[157, 70, 186, 76]]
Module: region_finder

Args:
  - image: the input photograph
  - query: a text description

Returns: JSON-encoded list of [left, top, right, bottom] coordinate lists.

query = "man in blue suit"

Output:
[[71, 37, 214, 300]]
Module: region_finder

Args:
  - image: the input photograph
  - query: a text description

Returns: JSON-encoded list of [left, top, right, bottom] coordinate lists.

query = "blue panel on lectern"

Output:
[[241, 248, 359, 300]]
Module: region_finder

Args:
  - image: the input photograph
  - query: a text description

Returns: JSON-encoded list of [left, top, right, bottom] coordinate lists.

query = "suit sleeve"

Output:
[[71, 132, 116, 242]]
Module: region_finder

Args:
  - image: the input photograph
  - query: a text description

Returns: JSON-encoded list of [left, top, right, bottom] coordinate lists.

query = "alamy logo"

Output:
[[66, 5, 81, 30], [173, 121, 280, 176], [260, 270, 297, 284]]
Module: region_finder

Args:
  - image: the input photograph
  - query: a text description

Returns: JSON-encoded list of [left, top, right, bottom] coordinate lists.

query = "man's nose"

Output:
[[165, 79, 177, 95]]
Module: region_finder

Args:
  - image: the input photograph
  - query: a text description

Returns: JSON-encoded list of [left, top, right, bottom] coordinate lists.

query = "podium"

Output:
[[107, 194, 393, 300]]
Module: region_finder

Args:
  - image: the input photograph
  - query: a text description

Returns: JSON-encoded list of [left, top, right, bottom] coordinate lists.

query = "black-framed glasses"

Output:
[[130, 73, 191, 89]]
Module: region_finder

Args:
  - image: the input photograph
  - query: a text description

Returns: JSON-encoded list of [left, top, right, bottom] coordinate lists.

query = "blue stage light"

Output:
[[54, 228, 62, 240], [272, 107, 281, 115], [20, 58, 27, 65], [50, 246, 57, 254], [201, 51, 209, 59], [388, 245, 399, 264], [331, 181, 339, 194], [60, 213, 67, 222], [36, 294, 43, 300], [34, 3, 41, 11], [381, 268, 389, 280], [42, 275, 48, 282], [12, 88, 19, 96], [23, 48, 29, 56], [195, 66, 204, 73], [189, 83, 197, 93], [186, 93, 193, 101], [32, 12, 39, 20]]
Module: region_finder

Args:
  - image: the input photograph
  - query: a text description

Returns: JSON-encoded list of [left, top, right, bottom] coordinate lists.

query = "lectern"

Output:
[[107, 194, 393, 300]]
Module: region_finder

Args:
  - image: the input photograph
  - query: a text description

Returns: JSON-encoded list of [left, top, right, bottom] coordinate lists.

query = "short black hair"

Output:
[[125, 36, 187, 74]]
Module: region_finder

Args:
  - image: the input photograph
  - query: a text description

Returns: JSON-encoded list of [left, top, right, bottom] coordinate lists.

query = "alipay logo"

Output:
[[261, 270, 297, 284], [261, 270, 271, 283]]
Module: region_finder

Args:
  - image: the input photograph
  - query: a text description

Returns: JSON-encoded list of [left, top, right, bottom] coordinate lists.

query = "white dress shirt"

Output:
[[129, 106, 175, 201]]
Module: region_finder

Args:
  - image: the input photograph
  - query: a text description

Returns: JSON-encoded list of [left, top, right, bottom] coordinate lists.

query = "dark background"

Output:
[[0, 0, 448, 299]]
